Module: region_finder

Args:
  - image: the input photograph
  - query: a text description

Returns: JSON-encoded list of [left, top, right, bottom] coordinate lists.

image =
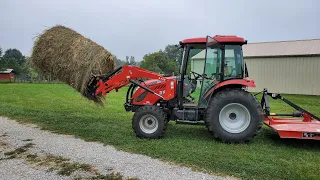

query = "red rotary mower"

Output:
[[88, 35, 320, 143], [259, 89, 320, 140]]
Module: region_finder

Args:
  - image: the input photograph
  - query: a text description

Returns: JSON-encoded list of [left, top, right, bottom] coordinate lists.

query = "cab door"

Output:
[[198, 36, 222, 108]]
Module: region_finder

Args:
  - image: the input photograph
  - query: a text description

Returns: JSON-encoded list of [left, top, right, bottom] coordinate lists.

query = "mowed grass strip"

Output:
[[0, 84, 319, 180]]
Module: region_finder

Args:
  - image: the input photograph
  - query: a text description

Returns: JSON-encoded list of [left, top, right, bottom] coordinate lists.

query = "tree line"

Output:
[[0, 47, 26, 74], [0, 47, 58, 81], [140, 44, 184, 75], [107, 44, 185, 75], [0, 47, 32, 76], [114, 55, 140, 68]]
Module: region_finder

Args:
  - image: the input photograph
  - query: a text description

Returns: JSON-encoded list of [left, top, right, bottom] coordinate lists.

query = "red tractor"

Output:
[[89, 35, 320, 143]]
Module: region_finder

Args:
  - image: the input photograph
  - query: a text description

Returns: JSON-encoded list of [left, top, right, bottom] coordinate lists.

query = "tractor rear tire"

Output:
[[205, 89, 263, 143], [132, 106, 167, 139]]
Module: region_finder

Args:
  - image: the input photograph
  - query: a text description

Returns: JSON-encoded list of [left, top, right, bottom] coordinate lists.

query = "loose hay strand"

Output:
[[30, 25, 115, 104]]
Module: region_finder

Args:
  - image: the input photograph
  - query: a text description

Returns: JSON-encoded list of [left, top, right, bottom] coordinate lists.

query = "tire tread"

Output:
[[132, 106, 167, 139], [205, 88, 263, 143]]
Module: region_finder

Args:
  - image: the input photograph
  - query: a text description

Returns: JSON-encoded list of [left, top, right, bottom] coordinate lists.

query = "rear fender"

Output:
[[204, 79, 256, 99]]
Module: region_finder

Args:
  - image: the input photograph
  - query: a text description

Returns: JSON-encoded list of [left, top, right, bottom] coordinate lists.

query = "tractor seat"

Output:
[[176, 75, 196, 98]]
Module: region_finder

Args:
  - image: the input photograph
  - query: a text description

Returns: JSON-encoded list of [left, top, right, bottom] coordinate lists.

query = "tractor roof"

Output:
[[181, 35, 246, 45]]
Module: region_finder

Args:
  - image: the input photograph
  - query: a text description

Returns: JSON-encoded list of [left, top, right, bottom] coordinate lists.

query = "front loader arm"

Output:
[[93, 65, 167, 99]]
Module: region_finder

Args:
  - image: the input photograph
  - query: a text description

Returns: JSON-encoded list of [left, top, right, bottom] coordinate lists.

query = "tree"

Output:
[[125, 56, 130, 65], [163, 44, 183, 64], [0, 59, 5, 71], [25, 57, 40, 81], [123, 56, 136, 65], [0, 47, 3, 70], [1, 58, 21, 73], [140, 51, 178, 75], [114, 55, 137, 68], [3, 49, 26, 65], [1, 49, 27, 75], [129, 56, 136, 65], [114, 55, 125, 68]]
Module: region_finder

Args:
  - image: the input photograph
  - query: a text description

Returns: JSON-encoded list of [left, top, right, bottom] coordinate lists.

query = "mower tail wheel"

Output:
[[132, 106, 167, 139], [205, 88, 263, 143]]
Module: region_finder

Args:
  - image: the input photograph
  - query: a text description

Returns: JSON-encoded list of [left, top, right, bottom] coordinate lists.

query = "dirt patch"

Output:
[[0, 133, 138, 180]]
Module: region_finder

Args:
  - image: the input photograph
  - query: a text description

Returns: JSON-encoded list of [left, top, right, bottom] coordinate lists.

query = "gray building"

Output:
[[243, 39, 320, 95]]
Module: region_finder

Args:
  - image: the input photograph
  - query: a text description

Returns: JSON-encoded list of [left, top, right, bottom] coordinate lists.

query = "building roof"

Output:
[[0, 69, 14, 74], [243, 39, 320, 57]]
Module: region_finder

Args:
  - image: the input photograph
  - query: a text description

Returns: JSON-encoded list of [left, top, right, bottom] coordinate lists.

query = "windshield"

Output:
[[180, 44, 206, 75]]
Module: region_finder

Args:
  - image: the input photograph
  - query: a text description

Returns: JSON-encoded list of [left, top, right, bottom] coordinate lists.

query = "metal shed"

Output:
[[243, 39, 320, 95]]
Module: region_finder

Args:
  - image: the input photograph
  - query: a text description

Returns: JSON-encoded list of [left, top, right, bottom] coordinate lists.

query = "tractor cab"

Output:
[[178, 36, 248, 108]]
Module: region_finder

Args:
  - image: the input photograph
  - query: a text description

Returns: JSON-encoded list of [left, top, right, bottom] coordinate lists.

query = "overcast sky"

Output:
[[1, 0, 319, 61]]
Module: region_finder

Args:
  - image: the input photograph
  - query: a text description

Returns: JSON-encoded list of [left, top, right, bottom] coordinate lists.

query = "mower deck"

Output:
[[264, 116, 320, 140], [259, 89, 320, 140]]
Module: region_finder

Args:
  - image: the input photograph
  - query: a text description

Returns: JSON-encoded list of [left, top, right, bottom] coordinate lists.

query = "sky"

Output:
[[1, 0, 320, 61]]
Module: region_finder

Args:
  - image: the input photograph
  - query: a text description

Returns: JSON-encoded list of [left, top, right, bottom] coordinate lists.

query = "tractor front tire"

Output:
[[132, 106, 167, 139], [205, 89, 263, 143]]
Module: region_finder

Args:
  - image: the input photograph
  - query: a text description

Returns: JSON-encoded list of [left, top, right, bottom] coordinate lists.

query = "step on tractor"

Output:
[[89, 35, 320, 143]]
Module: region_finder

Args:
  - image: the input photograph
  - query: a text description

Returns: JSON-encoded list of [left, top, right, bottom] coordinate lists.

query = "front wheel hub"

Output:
[[139, 114, 159, 134]]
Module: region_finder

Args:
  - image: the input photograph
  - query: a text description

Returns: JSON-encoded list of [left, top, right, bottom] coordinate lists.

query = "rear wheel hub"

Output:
[[219, 103, 251, 133]]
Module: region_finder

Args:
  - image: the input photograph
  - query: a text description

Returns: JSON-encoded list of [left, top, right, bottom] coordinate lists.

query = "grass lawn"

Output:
[[0, 83, 319, 180]]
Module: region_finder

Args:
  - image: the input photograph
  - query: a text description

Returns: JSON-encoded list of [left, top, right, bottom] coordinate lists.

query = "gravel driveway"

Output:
[[0, 116, 236, 180]]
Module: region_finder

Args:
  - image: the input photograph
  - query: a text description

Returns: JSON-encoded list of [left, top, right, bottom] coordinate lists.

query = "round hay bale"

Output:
[[30, 25, 114, 104]]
